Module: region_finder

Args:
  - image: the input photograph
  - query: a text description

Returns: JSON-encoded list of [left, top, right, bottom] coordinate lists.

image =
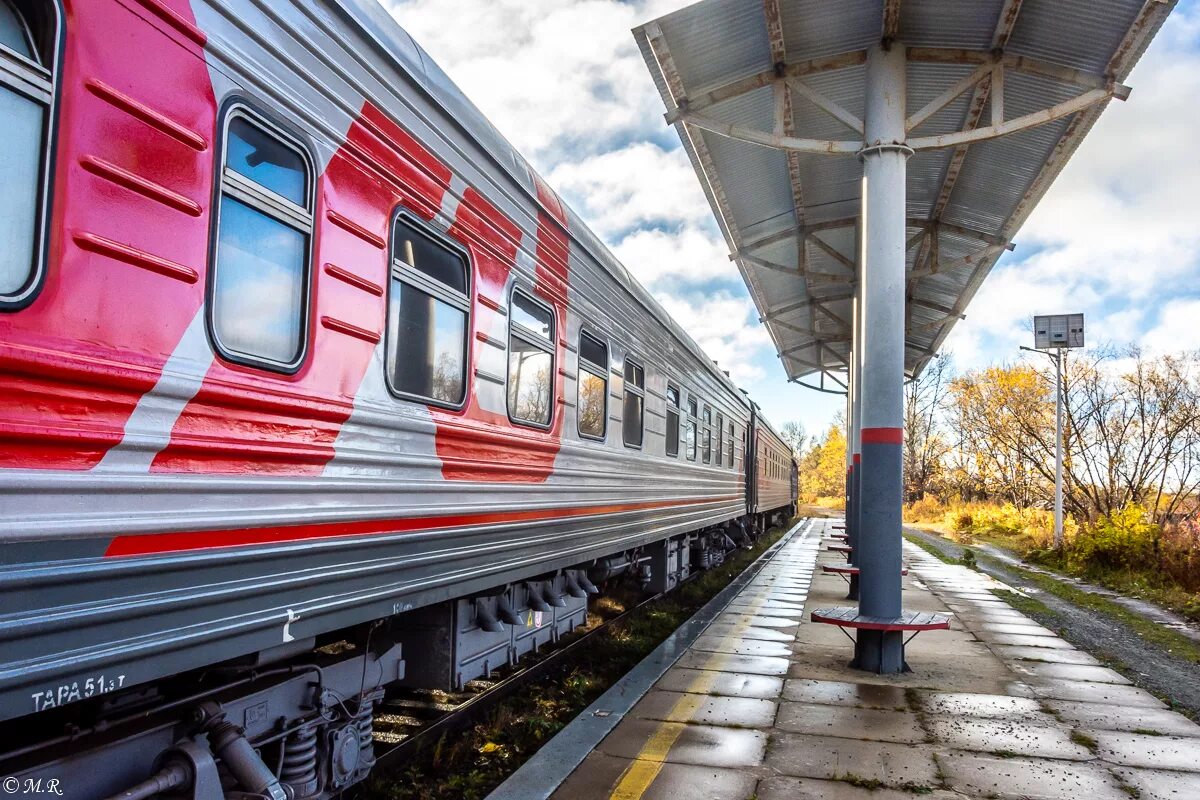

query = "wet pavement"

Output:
[[498, 518, 1200, 800]]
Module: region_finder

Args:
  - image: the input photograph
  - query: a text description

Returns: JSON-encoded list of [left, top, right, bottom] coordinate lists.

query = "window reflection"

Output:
[[211, 111, 311, 368], [702, 406, 712, 463], [225, 118, 307, 205], [578, 371, 606, 438], [0, 1, 34, 61], [508, 337, 552, 425], [387, 218, 470, 406], [212, 196, 306, 364], [387, 280, 465, 404], [666, 384, 680, 457], [578, 331, 608, 439], [686, 398, 697, 461], [0, 0, 51, 301], [623, 357, 644, 448], [0, 89, 41, 295]]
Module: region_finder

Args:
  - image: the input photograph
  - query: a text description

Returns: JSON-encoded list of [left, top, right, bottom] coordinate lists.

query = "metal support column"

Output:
[[854, 42, 911, 674], [847, 293, 862, 601]]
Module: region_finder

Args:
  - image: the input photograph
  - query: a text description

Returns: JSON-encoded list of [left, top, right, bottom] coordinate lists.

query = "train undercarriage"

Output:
[[0, 511, 792, 800]]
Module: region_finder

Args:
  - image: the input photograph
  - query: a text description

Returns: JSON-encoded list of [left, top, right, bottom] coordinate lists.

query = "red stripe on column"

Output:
[[860, 427, 903, 445], [853, 453, 861, 463]]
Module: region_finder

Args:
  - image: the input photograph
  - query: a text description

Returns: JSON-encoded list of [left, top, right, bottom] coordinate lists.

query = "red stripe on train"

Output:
[[103, 494, 742, 557]]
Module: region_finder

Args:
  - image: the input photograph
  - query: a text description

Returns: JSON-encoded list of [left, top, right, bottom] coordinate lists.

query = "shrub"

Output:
[[1069, 504, 1158, 572], [949, 509, 973, 532], [906, 495, 944, 522]]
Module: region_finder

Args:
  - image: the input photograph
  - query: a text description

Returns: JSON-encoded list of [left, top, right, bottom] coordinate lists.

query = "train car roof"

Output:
[[334, 0, 751, 411]]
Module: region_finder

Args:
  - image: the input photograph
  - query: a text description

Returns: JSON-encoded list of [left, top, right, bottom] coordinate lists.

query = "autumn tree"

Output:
[[903, 354, 953, 501], [799, 420, 847, 501], [780, 421, 808, 454]]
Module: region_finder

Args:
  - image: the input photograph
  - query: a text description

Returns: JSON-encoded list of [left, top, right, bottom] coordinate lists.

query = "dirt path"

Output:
[[905, 526, 1200, 719]]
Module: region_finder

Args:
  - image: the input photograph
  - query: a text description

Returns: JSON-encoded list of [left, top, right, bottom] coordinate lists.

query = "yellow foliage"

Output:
[[799, 423, 846, 502]]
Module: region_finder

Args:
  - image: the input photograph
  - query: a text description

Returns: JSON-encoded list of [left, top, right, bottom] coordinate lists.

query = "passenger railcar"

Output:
[[0, 0, 797, 795]]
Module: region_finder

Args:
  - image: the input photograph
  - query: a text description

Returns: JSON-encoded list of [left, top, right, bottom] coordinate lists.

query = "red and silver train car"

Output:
[[0, 0, 797, 795]]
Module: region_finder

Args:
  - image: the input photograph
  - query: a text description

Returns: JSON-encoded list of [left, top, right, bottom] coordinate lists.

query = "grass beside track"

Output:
[[909, 527, 1200, 666], [359, 525, 791, 800]]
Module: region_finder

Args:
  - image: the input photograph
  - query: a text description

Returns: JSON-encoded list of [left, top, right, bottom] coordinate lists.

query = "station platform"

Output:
[[489, 518, 1200, 800]]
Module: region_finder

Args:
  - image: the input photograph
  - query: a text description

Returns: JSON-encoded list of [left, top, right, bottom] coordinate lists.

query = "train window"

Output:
[[715, 412, 724, 468], [508, 288, 555, 427], [685, 397, 697, 461], [665, 383, 680, 457], [622, 357, 644, 448], [578, 330, 607, 440], [210, 110, 313, 370], [386, 215, 469, 407], [728, 422, 736, 467], [702, 405, 712, 463], [0, 0, 55, 306]]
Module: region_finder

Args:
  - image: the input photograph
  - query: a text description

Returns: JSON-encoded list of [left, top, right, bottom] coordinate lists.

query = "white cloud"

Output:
[[381, 0, 1200, 434], [384, 0, 678, 167], [614, 225, 737, 288], [1143, 298, 1200, 355], [951, 5, 1200, 365], [651, 291, 775, 384], [547, 143, 714, 239]]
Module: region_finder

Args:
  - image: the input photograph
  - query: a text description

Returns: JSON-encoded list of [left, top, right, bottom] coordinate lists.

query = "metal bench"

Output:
[[810, 606, 950, 671], [825, 543, 854, 560], [820, 563, 902, 587]]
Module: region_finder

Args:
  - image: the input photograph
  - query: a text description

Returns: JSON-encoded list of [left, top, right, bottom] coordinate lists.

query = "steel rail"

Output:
[[368, 587, 669, 772]]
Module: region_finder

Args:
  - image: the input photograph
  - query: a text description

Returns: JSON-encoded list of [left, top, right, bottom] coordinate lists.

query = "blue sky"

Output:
[[385, 0, 1200, 441]]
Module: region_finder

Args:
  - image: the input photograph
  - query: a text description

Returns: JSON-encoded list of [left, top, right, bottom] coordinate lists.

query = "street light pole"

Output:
[[1020, 345, 1064, 548], [1053, 348, 1064, 549]]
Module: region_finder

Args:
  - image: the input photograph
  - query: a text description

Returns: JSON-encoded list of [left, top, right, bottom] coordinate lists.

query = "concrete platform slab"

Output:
[[756, 776, 962, 800], [925, 715, 1092, 759], [914, 692, 1051, 721], [711, 613, 800, 629], [1112, 766, 1200, 800], [937, 750, 1129, 799], [550, 752, 758, 800], [1030, 678, 1168, 707], [630, 689, 777, 728], [702, 622, 794, 642], [982, 632, 1077, 649], [655, 667, 784, 699], [1010, 660, 1132, 685], [1087, 729, 1200, 771], [991, 645, 1102, 665], [765, 732, 941, 787], [597, 717, 768, 768], [673, 650, 791, 676], [691, 634, 794, 657], [976, 621, 1060, 637], [775, 702, 925, 743], [1043, 700, 1200, 737], [782, 679, 909, 709]]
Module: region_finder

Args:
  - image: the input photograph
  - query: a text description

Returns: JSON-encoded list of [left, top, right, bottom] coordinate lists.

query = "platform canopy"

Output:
[[635, 0, 1172, 391]]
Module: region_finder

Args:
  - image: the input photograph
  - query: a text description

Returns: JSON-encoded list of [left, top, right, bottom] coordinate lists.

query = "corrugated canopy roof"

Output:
[[635, 0, 1172, 389]]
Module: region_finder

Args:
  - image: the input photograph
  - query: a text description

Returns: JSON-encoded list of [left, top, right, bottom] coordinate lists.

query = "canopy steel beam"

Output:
[[664, 47, 1125, 128]]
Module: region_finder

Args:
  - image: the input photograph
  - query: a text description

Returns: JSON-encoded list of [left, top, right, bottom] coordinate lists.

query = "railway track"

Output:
[[357, 524, 796, 798], [366, 589, 665, 774]]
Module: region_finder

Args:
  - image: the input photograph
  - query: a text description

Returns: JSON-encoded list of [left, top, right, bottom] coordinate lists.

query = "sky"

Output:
[[382, 0, 1200, 443]]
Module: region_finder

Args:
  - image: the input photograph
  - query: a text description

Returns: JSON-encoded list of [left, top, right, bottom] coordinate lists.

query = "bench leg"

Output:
[[851, 630, 909, 674], [846, 573, 859, 602]]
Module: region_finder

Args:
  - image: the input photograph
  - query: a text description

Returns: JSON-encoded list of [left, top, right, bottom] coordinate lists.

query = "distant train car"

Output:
[[749, 405, 799, 529], [0, 0, 795, 795]]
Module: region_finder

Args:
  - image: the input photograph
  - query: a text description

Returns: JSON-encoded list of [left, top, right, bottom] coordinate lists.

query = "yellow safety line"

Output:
[[606, 614, 752, 799]]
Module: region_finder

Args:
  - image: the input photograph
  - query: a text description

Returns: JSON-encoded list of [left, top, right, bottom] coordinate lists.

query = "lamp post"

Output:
[[1020, 345, 1064, 549]]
